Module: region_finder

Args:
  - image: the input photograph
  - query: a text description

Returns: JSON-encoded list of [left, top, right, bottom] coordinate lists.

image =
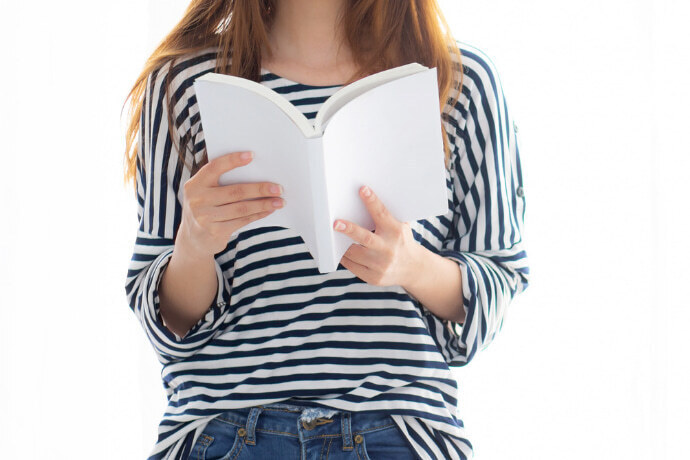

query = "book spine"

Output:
[[305, 136, 336, 273]]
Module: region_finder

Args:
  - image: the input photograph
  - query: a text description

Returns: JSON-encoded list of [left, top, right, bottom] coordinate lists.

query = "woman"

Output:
[[123, 0, 530, 459]]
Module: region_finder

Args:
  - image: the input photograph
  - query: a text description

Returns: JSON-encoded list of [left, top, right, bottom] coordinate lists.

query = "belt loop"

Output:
[[341, 411, 353, 451], [245, 407, 263, 445]]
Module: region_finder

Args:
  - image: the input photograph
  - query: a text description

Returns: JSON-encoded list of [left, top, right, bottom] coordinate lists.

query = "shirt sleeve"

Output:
[[420, 45, 531, 367], [124, 61, 232, 366]]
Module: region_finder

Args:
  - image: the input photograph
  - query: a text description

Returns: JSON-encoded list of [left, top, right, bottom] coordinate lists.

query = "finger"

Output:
[[359, 186, 396, 231], [208, 181, 283, 206], [197, 150, 254, 187], [213, 196, 285, 222], [340, 254, 375, 283], [343, 243, 378, 270], [333, 219, 383, 250], [218, 209, 275, 232]]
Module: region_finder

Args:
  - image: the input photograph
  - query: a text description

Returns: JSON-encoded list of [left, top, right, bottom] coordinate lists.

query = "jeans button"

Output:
[[354, 434, 363, 444], [302, 419, 315, 430]]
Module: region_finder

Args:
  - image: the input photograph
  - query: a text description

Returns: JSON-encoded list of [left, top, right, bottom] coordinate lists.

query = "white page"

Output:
[[193, 79, 320, 259], [304, 136, 334, 273], [314, 62, 427, 133], [321, 67, 449, 268], [196, 72, 317, 137]]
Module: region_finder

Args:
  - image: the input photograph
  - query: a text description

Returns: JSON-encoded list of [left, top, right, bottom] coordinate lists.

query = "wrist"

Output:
[[175, 221, 216, 263], [400, 241, 430, 293]]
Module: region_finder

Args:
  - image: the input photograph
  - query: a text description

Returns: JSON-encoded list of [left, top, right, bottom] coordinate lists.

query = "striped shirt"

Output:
[[124, 39, 530, 460]]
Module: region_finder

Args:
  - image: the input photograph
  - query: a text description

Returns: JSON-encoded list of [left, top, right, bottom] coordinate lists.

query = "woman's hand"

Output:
[[334, 185, 420, 287], [177, 150, 285, 256]]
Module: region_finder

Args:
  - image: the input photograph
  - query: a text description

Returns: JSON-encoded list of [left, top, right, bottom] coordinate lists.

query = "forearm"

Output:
[[402, 243, 466, 324], [158, 232, 218, 339]]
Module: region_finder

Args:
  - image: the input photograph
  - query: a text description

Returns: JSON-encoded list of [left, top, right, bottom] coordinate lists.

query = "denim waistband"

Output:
[[209, 400, 398, 449]]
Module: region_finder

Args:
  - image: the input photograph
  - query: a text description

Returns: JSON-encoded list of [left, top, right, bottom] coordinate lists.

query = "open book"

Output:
[[193, 62, 448, 273]]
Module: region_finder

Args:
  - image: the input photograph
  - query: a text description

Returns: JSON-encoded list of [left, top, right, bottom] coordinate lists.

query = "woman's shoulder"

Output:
[[145, 46, 219, 99], [448, 39, 507, 106], [452, 40, 500, 71], [141, 47, 219, 135], [444, 39, 511, 131]]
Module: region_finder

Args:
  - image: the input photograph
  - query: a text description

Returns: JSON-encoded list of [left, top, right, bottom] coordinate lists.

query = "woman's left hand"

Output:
[[334, 185, 420, 287]]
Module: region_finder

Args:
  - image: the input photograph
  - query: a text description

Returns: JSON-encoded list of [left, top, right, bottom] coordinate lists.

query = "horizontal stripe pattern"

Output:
[[124, 39, 529, 460]]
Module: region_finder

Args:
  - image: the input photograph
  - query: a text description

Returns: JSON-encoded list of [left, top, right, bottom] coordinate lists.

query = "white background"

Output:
[[0, 1, 687, 458]]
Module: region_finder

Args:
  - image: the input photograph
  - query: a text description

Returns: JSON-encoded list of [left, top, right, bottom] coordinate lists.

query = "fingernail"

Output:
[[272, 199, 284, 208], [269, 184, 281, 194], [334, 221, 346, 231], [362, 186, 371, 197], [241, 151, 253, 160]]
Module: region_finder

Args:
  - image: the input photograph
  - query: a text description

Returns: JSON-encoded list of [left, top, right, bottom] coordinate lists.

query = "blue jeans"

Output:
[[189, 401, 419, 460]]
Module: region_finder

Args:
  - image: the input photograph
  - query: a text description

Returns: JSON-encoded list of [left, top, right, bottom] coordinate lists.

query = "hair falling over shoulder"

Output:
[[121, 0, 463, 192]]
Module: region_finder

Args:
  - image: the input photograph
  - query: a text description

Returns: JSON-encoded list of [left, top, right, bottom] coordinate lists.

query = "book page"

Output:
[[304, 137, 335, 273], [193, 78, 318, 255], [321, 67, 449, 268], [196, 73, 318, 138], [314, 62, 427, 133]]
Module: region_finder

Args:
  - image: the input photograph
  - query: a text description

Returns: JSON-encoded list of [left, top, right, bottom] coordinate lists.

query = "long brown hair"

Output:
[[122, 0, 462, 191]]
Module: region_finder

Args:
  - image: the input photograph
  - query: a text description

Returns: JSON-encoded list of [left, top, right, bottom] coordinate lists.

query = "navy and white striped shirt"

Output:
[[125, 39, 530, 460]]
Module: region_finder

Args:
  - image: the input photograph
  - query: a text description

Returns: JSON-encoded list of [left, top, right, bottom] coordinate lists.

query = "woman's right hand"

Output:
[[177, 150, 285, 256]]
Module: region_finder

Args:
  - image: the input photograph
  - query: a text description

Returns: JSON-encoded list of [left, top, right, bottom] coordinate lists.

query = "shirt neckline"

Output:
[[260, 68, 344, 89]]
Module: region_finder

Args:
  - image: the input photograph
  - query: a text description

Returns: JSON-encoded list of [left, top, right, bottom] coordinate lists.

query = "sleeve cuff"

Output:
[[438, 249, 480, 337], [412, 249, 482, 366], [144, 247, 229, 347]]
